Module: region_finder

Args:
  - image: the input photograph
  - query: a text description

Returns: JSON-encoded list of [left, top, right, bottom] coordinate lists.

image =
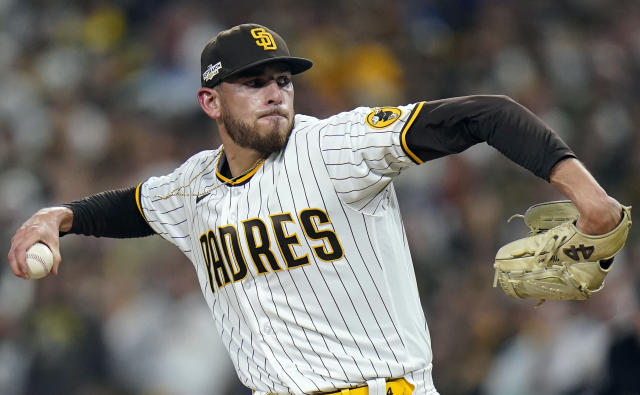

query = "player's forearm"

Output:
[[550, 158, 622, 234], [63, 186, 155, 238], [549, 158, 607, 205]]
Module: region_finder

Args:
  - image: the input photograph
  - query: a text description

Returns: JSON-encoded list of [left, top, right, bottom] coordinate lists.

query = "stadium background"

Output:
[[1, 0, 638, 394]]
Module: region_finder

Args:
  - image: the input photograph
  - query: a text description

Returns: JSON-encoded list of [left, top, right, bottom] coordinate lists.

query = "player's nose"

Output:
[[264, 80, 284, 105]]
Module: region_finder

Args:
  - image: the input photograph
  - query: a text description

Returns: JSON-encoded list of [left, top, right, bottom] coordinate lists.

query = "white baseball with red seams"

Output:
[[25, 242, 54, 279]]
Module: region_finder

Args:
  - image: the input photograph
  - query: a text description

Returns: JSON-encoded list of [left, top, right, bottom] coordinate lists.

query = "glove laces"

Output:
[[533, 225, 570, 269]]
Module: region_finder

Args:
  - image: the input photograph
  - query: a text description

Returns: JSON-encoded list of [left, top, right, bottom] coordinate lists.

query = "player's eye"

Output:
[[276, 76, 291, 87], [244, 78, 263, 88]]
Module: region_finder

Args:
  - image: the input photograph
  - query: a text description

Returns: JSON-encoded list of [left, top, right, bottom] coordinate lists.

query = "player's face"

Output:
[[217, 63, 295, 155]]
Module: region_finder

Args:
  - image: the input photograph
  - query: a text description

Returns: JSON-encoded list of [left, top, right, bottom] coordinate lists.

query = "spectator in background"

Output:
[[599, 279, 640, 395], [0, 1, 637, 394]]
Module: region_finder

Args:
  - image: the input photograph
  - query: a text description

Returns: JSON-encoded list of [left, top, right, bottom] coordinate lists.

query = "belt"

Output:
[[324, 378, 414, 395], [262, 377, 415, 395]]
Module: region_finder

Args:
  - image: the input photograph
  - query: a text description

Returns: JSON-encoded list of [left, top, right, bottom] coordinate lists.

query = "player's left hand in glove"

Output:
[[493, 200, 632, 303]]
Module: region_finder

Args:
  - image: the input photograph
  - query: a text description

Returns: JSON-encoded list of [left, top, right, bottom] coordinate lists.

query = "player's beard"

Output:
[[219, 99, 294, 156]]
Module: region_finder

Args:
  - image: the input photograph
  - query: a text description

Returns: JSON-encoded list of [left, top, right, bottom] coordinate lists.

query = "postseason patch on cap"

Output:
[[203, 62, 222, 82]]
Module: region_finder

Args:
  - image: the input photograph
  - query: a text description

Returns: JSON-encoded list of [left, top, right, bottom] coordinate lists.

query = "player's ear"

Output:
[[197, 87, 221, 119]]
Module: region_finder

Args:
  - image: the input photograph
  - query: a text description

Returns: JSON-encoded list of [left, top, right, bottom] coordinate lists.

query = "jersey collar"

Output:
[[215, 149, 265, 187]]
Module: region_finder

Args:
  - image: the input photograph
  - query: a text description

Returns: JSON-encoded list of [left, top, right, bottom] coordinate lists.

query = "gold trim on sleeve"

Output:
[[135, 183, 147, 221], [400, 101, 425, 164]]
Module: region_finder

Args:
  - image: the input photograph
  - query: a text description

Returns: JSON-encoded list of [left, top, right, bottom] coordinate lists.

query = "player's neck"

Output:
[[219, 137, 265, 178]]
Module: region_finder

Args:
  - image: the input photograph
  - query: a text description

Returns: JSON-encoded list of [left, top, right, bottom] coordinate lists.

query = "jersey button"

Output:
[[262, 324, 272, 335]]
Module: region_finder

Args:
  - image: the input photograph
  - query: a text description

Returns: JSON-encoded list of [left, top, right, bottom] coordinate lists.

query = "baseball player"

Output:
[[8, 24, 624, 395]]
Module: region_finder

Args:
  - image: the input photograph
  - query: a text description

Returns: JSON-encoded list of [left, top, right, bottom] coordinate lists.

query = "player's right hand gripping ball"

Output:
[[25, 242, 54, 279], [493, 201, 632, 302]]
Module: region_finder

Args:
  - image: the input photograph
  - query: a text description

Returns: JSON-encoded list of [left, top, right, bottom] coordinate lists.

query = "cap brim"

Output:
[[223, 56, 313, 81]]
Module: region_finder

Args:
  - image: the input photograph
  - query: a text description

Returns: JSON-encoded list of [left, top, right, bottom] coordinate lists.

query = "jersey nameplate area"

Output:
[[366, 107, 402, 129]]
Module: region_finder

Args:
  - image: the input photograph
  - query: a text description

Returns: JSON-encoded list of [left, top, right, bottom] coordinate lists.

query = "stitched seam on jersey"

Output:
[[250, 173, 307, 391], [400, 102, 425, 164], [210, 168, 300, 392]]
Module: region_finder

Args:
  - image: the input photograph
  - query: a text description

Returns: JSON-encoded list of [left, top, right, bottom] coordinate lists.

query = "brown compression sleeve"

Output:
[[61, 186, 155, 238], [401, 95, 576, 181]]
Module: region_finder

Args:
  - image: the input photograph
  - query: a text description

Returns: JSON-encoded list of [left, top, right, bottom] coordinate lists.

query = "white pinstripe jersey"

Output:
[[138, 102, 438, 394]]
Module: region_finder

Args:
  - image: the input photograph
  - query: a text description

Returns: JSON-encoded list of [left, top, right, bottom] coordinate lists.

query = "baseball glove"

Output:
[[493, 201, 632, 303]]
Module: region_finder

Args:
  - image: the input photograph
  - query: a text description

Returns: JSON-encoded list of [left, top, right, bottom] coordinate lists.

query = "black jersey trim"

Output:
[[400, 102, 425, 164]]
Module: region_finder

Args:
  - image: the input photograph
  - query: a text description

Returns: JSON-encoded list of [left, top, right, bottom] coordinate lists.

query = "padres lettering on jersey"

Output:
[[137, 103, 436, 394], [199, 208, 344, 292]]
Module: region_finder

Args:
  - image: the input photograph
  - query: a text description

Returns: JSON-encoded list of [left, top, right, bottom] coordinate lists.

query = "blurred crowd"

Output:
[[1, 0, 638, 394]]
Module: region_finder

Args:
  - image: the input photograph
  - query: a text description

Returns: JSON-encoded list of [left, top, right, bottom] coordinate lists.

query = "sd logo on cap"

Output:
[[200, 24, 312, 88]]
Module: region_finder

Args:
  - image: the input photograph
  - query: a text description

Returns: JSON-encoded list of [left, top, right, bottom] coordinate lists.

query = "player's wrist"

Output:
[[575, 196, 623, 235], [36, 206, 74, 233], [548, 158, 624, 234]]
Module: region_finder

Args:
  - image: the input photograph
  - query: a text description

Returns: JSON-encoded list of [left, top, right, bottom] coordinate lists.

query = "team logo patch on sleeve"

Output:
[[365, 107, 402, 129]]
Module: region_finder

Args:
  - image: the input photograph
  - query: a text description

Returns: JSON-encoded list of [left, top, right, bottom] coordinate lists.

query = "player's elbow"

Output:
[[473, 94, 518, 108], [476, 95, 528, 120]]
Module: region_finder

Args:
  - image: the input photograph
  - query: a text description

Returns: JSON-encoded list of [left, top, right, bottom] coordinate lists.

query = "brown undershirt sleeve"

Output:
[[401, 95, 575, 181], [61, 186, 155, 238]]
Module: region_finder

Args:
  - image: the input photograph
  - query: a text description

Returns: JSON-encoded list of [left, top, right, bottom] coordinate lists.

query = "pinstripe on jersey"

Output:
[[138, 103, 437, 394]]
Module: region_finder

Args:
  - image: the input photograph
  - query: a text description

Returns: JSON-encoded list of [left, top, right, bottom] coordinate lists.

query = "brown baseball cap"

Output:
[[200, 24, 313, 88]]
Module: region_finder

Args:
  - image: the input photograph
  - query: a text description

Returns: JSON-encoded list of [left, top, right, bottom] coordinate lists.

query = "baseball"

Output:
[[25, 242, 54, 279]]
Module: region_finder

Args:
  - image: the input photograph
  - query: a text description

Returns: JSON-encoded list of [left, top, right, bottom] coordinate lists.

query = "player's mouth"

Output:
[[258, 110, 288, 120]]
